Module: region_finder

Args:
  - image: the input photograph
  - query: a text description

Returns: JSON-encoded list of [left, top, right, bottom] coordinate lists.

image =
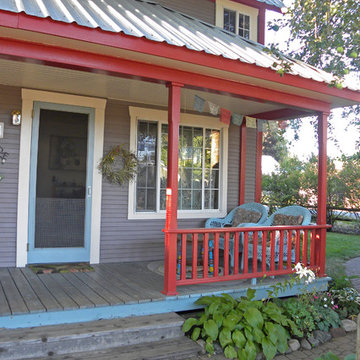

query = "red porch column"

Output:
[[162, 81, 183, 296], [255, 128, 263, 202], [316, 111, 329, 276], [239, 121, 247, 205]]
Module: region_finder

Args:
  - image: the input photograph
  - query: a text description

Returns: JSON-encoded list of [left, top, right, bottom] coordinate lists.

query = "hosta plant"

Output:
[[182, 289, 302, 360]]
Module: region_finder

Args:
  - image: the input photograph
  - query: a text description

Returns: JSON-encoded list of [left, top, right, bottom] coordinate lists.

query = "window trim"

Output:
[[216, 0, 258, 42], [128, 107, 228, 220]]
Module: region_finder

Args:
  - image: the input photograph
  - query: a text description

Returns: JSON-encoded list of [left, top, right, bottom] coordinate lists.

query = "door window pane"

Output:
[[238, 13, 250, 39]]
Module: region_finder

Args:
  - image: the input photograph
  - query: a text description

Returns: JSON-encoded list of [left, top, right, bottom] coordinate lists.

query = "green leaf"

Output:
[[273, 324, 289, 352], [219, 328, 232, 348], [224, 345, 237, 359], [205, 342, 214, 354], [244, 328, 254, 341], [245, 340, 257, 360], [196, 296, 216, 306], [213, 311, 223, 328], [182, 318, 198, 333], [244, 307, 264, 329], [264, 322, 278, 345], [237, 348, 247, 360], [247, 288, 256, 300], [253, 327, 265, 343], [191, 327, 200, 341], [208, 301, 219, 315], [232, 329, 246, 348], [204, 319, 219, 341], [344, 355, 356, 360], [262, 338, 277, 360], [223, 314, 241, 330]]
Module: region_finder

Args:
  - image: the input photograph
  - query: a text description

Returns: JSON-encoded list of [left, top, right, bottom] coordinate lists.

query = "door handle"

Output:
[[87, 186, 92, 197]]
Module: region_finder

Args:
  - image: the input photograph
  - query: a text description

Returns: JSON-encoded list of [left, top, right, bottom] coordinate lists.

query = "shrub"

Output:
[[182, 289, 302, 360]]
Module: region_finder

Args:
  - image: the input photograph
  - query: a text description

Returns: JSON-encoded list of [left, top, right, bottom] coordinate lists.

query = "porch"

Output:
[[0, 262, 329, 329]]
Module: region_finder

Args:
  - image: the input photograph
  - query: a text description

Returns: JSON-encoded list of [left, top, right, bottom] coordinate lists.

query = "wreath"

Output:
[[98, 144, 138, 186]]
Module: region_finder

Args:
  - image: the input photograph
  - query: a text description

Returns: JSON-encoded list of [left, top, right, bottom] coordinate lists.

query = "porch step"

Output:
[[26, 337, 200, 360], [0, 313, 196, 360]]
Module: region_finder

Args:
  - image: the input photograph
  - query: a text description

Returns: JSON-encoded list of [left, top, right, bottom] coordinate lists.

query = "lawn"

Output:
[[325, 232, 360, 279]]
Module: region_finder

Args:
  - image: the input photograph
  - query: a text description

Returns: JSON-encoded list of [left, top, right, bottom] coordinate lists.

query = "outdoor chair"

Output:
[[244, 205, 312, 268], [205, 202, 268, 268]]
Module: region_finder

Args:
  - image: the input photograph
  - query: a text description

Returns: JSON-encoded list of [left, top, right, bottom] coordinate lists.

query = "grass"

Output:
[[325, 232, 360, 279]]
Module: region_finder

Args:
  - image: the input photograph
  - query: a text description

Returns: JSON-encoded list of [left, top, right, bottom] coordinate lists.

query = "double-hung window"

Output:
[[216, 0, 258, 42], [129, 107, 228, 219]]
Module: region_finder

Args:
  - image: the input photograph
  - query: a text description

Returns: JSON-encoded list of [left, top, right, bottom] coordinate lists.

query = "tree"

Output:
[[262, 153, 360, 225], [262, 128, 289, 163]]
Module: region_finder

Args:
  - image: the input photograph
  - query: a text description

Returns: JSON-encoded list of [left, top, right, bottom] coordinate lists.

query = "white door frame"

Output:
[[17, 89, 106, 267]]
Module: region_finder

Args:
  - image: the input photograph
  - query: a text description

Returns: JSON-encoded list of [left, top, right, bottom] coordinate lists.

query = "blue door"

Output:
[[28, 102, 95, 264]]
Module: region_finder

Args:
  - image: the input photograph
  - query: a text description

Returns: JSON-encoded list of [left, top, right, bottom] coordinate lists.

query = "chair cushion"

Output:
[[232, 208, 262, 226], [272, 214, 304, 226]]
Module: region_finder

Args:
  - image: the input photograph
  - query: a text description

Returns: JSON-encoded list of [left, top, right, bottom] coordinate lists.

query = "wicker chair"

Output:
[[205, 202, 268, 268], [245, 205, 312, 267]]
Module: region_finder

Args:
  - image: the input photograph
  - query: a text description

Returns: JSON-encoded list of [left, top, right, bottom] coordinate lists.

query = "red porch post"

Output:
[[162, 81, 183, 296], [316, 111, 329, 276], [239, 121, 247, 205], [255, 127, 263, 202]]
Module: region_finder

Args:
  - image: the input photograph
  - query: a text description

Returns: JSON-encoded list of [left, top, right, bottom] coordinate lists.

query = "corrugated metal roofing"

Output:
[[255, 0, 285, 8], [0, 0, 357, 91]]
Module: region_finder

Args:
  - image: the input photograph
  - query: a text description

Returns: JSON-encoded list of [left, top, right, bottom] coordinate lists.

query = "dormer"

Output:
[[214, 0, 284, 44]]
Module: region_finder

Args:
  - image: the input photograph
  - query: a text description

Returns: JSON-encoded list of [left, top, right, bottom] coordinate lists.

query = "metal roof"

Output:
[[255, 0, 285, 8], [0, 0, 357, 91]]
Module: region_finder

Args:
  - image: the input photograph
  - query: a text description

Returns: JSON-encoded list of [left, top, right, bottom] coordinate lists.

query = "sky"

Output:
[[265, 9, 359, 161]]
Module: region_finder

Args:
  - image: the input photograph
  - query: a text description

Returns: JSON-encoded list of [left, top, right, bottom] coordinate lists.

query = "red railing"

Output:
[[162, 224, 331, 295]]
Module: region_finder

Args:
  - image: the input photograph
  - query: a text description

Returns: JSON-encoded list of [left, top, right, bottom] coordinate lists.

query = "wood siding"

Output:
[[155, 0, 215, 24], [0, 85, 21, 267]]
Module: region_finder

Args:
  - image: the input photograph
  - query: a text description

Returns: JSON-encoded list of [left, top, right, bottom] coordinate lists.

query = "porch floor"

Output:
[[0, 262, 329, 329]]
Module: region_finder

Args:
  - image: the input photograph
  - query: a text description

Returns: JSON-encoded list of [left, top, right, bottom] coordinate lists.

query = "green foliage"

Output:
[[330, 287, 360, 319], [315, 353, 356, 360], [182, 289, 301, 360]]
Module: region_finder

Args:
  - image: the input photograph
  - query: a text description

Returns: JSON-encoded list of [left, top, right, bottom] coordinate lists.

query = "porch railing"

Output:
[[162, 224, 331, 295]]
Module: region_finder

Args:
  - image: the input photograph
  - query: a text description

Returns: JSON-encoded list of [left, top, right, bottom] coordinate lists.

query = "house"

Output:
[[0, 0, 359, 328]]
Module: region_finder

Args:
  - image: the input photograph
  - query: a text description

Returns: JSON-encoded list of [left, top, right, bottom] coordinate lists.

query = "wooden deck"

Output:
[[0, 262, 330, 329]]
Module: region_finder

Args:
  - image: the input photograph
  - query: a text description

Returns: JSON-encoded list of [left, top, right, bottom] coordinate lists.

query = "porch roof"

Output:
[[0, 0, 356, 92]]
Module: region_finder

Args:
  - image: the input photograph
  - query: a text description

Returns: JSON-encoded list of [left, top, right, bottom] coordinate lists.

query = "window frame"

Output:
[[128, 107, 229, 220], [216, 0, 258, 42]]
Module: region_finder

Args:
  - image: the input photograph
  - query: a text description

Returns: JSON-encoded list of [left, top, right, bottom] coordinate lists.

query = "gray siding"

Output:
[[0, 85, 21, 267], [245, 128, 257, 203], [99, 100, 255, 263], [155, 0, 215, 24]]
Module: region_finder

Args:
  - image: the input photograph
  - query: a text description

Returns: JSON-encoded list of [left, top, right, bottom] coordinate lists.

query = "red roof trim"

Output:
[[0, 11, 358, 104], [0, 36, 331, 113]]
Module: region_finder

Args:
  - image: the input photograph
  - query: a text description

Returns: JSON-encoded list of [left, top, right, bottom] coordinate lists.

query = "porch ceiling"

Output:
[[0, 58, 285, 116]]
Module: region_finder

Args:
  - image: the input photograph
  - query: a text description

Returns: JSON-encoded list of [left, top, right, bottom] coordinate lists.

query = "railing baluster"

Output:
[[287, 230, 292, 269], [253, 231, 258, 274], [295, 230, 301, 263], [224, 232, 230, 276], [214, 232, 219, 277], [279, 230, 284, 270], [261, 231, 267, 273], [270, 230, 275, 271], [310, 229, 316, 266], [203, 233, 209, 279], [181, 234, 187, 280], [233, 232, 239, 275], [192, 233, 198, 279], [243, 232, 249, 274], [302, 230, 308, 266]]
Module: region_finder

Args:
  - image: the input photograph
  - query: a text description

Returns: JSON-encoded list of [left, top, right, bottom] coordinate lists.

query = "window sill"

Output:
[[128, 209, 227, 220]]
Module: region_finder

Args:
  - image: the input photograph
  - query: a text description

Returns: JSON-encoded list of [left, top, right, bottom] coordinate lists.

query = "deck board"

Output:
[[21, 268, 62, 312], [73, 271, 125, 306], [60, 273, 109, 307], [0, 275, 11, 316], [8, 268, 45, 313], [0, 268, 28, 314], [38, 274, 79, 310]]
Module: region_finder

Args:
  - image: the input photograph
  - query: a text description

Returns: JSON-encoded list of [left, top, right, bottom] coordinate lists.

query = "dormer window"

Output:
[[216, 0, 258, 42]]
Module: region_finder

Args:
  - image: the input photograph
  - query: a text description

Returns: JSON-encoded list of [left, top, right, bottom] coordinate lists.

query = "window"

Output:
[[128, 107, 228, 219], [216, 0, 258, 42], [223, 9, 250, 39]]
